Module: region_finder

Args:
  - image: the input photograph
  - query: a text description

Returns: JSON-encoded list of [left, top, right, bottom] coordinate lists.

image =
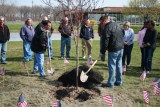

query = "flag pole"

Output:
[[112, 88, 114, 107], [3, 74, 4, 87], [23, 61, 29, 76]]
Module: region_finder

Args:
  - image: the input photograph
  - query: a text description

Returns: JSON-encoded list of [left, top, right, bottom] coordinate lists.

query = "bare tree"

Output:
[[32, 5, 44, 21], [18, 6, 31, 21], [0, 0, 16, 19], [41, 0, 102, 89]]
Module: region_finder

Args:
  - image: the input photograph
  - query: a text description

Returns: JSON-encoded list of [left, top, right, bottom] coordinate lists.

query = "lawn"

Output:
[[0, 40, 160, 107]]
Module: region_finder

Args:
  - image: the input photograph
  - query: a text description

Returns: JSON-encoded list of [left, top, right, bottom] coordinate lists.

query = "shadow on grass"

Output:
[[124, 66, 141, 77], [5, 70, 37, 77], [7, 56, 24, 62], [134, 98, 143, 103], [124, 66, 160, 78]]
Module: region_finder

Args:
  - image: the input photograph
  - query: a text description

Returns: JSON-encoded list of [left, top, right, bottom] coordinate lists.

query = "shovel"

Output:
[[46, 32, 55, 75], [80, 54, 101, 82], [80, 59, 98, 83]]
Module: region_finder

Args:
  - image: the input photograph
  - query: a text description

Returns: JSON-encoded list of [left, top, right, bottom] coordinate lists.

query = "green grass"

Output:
[[0, 40, 160, 107], [7, 22, 60, 32], [7, 22, 160, 34]]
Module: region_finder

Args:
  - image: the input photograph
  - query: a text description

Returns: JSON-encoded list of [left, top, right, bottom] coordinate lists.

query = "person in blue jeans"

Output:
[[122, 22, 134, 72], [0, 16, 10, 64], [35, 16, 54, 59], [20, 18, 35, 62], [100, 16, 124, 88], [142, 20, 157, 73], [31, 20, 52, 77], [58, 16, 72, 59]]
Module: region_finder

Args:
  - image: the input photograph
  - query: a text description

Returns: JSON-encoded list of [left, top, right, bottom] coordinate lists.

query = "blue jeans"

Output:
[[122, 44, 133, 66], [100, 37, 106, 61], [143, 47, 155, 71], [49, 37, 54, 58], [107, 49, 123, 87], [140, 47, 145, 70], [61, 36, 71, 57], [23, 41, 32, 61], [0, 42, 7, 63], [33, 53, 45, 76]]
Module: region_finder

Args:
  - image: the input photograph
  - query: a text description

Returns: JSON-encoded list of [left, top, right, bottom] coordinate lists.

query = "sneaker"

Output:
[[146, 71, 150, 74], [106, 84, 114, 88], [32, 70, 38, 74], [60, 56, 64, 59], [123, 65, 126, 72], [114, 82, 122, 86], [66, 56, 70, 58], [82, 56, 86, 59], [51, 57, 55, 60], [1, 62, 7, 64], [88, 57, 93, 65], [29, 59, 33, 61]]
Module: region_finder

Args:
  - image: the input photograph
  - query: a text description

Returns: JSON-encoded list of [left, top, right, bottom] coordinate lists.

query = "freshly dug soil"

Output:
[[50, 86, 101, 102], [57, 65, 104, 88], [50, 65, 104, 102]]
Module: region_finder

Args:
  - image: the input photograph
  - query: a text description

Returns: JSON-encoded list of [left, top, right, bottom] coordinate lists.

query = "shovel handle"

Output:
[[85, 60, 97, 74], [85, 54, 101, 74]]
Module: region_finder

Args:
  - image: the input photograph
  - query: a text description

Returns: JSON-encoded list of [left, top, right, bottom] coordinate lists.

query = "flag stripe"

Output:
[[143, 90, 150, 104], [103, 95, 113, 106], [140, 72, 146, 81]]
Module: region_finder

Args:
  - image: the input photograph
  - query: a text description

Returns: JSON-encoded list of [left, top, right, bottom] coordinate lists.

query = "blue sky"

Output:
[[14, 0, 129, 7]]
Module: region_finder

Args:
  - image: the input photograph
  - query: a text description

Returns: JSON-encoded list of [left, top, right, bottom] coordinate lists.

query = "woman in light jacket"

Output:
[[137, 21, 148, 71], [122, 22, 134, 72]]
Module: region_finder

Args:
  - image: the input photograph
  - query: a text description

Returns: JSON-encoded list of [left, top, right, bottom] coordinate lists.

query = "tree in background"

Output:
[[123, 0, 160, 21]]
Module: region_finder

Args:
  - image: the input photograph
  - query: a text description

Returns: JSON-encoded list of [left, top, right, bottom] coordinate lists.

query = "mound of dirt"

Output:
[[57, 65, 104, 88]]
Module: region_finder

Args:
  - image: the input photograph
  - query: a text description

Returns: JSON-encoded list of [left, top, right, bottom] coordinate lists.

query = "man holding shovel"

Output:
[[31, 20, 52, 77], [35, 16, 54, 60], [100, 16, 124, 88]]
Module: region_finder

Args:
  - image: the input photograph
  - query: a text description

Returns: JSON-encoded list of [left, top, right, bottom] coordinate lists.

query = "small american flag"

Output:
[[64, 58, 69, 64], [103, 95, 113, 106], [17, 93, 27, 107], [140, 71, 146, 81], [53, 100, 61, 107], [143, 90, 150, 104], [153, 82, 160, 95], [148, 77, 160, 86], [0, 68, 5, 75]]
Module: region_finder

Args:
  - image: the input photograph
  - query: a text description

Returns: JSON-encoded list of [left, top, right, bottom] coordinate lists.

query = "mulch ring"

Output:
[[50, 65, 104, 102]]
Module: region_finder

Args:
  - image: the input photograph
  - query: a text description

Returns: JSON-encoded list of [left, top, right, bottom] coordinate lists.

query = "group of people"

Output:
[[137, 20, 157, 73], [0, 15, 157, 81], [98, 15, 157, 88], [0, 15, 95, 77]]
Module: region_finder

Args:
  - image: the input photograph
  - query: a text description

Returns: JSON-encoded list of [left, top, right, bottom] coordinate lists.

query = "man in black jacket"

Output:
[[31, 20, 51, 77], [35, 16, 54, 60], [100, 16, 124, 88], [0, 16, 10, 64]]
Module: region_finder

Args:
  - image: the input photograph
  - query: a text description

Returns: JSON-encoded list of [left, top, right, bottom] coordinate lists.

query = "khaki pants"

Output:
[[82, 38, 92, 57]]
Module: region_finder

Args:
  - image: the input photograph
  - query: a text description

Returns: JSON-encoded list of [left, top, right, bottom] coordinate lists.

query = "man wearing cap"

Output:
[[100, 15, 124, 88]]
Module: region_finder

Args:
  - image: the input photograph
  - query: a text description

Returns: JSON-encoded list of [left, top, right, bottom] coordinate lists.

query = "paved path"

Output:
[[10, 32, 138, 41]]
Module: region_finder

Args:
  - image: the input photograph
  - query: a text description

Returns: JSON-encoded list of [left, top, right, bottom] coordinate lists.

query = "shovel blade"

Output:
[[80, 71, 88, 83], [47, 68, 55, 75]]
